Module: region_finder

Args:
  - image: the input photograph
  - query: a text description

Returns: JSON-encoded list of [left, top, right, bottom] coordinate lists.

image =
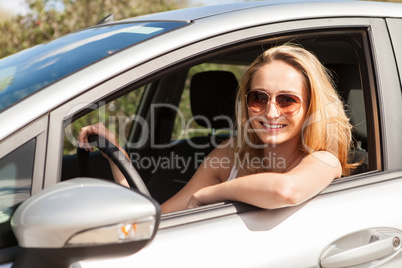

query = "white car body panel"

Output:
[[81, 173, 402, 267]]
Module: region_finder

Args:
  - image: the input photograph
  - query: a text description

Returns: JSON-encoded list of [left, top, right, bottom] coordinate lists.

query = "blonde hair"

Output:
[[235, 44, 355, 176]]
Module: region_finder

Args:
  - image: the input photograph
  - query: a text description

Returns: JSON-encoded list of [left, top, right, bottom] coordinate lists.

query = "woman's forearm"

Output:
[[190, 152, 339, 210], [105, 144, 131, 188], [191, 173, 298, 209], [108, 160, 130, 187]]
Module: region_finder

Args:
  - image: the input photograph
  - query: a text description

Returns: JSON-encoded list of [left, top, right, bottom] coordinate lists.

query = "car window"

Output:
[[61, 30, 375, 209], [0, 139, 35, 249]]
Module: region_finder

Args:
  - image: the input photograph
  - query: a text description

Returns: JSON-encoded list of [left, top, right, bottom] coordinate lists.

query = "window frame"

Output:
[[383, 18, 402, 169], [0, 115, 48, 195], [366, 18, 402, 172]]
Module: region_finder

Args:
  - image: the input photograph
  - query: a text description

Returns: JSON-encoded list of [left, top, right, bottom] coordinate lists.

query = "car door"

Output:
[[47, 16, 402, 267]]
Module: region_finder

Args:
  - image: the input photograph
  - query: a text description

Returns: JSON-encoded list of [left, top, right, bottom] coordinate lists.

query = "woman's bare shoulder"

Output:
[[198, 138, 236, 182], [296, 151, 342, 178], [207, 137, 236, 158]]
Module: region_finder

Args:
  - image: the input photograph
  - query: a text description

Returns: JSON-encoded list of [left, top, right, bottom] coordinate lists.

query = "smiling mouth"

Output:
[[261, 122, 286, 129]]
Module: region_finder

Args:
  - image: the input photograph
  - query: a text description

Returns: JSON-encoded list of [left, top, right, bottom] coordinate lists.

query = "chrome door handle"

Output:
[[320, 228, 402, 268]]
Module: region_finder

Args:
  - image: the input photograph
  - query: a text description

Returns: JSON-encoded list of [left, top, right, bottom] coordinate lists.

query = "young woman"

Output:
[[78, 44, 355, 213]]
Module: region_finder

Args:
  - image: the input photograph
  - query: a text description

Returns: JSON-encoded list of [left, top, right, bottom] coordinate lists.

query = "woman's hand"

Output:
[[77, 123, 119, 153], [77, 123, 130, 188], [187, 194, 203, 210], [186, 185, 222, 210]]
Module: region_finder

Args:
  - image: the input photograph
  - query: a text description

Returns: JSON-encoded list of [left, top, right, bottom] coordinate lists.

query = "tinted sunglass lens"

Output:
[[247, 91, 268, 112], [276, 94, 301, 115]]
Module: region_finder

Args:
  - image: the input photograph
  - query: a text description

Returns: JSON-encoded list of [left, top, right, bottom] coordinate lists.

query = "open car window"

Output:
[[61, 28, 376, 212]]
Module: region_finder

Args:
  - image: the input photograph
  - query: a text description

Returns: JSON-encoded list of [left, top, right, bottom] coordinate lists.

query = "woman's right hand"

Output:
[[77, 123, 119, 153], [77, 123, 130, 188]]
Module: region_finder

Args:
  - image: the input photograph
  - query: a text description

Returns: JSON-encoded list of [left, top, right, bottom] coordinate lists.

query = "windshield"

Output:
[[0, 21, 186, 112]]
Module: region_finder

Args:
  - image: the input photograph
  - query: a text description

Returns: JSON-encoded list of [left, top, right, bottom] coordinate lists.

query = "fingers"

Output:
[[77, 123, 117, 152], [77, 125, 95, 152]]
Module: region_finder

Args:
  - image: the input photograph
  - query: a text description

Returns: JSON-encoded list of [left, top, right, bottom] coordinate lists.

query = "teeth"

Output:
[[262, 123, 285, 129]]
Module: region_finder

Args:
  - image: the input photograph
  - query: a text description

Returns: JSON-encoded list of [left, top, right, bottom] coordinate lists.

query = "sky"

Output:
[[0, 0, 247, 15], [0, 0, 29, 15]]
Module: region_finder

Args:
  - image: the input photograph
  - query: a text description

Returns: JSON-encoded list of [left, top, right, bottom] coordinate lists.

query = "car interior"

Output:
[[61, 30, 372, 205]]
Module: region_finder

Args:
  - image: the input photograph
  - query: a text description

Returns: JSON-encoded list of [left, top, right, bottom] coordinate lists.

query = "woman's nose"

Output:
[[266, 101, 281, 118]]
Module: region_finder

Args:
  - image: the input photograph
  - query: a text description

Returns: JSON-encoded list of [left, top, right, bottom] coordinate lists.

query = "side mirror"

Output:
[[11, 178, 160, 267]]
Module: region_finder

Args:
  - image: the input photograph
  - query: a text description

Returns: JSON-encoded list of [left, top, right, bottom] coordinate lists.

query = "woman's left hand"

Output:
[[187, 194, 203, 209], [186, 185, 222, 209]]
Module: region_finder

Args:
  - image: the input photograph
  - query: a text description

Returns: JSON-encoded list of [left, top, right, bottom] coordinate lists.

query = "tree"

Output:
[[0, 0, 186, 59]]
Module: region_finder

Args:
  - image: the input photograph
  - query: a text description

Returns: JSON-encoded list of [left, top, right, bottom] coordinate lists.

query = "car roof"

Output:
[[1, 0, 402, 141], [124, 0, 402, 22]]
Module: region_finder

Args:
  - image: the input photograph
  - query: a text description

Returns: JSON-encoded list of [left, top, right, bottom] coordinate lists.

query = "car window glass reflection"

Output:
[[0, 139, 34, 249], [0, 21, 186, 113]]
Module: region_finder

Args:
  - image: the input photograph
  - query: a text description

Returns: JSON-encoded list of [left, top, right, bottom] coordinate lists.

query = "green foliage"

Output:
[[0, 0, 185, 59], [0, 74, 13, 92]]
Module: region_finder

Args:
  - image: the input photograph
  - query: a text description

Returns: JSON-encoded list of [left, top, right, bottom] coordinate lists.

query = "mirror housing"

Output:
[[11, 178, 160, 267]]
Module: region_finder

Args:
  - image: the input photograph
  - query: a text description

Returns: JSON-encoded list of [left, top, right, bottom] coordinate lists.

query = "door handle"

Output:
[[320, 228, 402, 268]]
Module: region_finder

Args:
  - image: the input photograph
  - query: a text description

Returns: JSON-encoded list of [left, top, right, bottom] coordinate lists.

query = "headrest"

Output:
[[190, 71, 238, 129], [326, 64, 367, 143]]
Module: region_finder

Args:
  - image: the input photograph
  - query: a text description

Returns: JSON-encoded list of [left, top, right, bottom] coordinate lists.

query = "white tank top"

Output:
[[227, 166, 239, 181]]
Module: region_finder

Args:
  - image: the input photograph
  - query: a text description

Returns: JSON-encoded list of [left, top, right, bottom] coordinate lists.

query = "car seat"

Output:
[[326, 64, 369, 173]]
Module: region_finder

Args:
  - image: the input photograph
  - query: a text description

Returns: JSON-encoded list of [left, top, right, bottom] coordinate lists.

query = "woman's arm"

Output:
[[161, 142, 234, 213], [78, 123, 129, 188], [188, 151, 341, 210]]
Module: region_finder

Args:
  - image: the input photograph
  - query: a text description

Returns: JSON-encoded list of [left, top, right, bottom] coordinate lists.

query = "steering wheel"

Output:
[[76, 135, 150, 196]]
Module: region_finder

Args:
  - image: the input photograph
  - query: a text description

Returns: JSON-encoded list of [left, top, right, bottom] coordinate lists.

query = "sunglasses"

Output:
[[246, 90, 304, 116]]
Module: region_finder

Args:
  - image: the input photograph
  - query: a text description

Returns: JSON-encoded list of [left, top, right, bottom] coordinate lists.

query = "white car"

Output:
[[1, 0, 402, 267]]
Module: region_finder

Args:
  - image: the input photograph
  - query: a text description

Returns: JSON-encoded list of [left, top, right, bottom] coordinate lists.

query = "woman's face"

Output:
[[247, 60, 309, 147]]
